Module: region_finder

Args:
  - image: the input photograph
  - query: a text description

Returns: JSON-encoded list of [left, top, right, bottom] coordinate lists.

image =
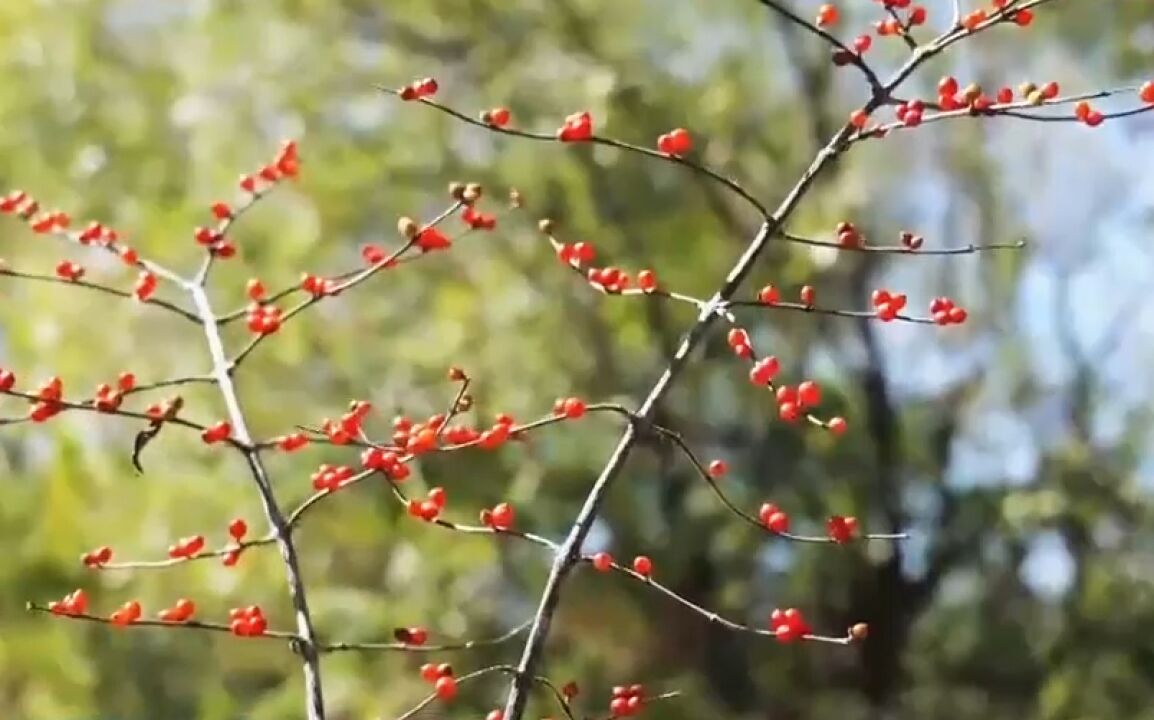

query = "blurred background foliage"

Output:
[[3, 1, 1154, 719]]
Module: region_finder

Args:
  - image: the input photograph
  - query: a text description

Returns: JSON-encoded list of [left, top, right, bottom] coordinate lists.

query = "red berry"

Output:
[[486, 107, 511, 127], [632, 555, 653, 577], [757, 284, 780, 304], [707, 459, 728, 478], [562, 397, 587, 419], [797, 380, 821, 408], [816, 3, 838, 27], [749, 356, 780, 386], [592, 552, 613, 572], [799, 285, 815, 306], [228, 518, 248, 541], [434, 676, 457, 701], [490, 502, 515, 530], [656, 127, 693, 155]]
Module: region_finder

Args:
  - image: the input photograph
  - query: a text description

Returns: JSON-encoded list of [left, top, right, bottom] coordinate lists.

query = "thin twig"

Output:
[[752, 0, 882, 91], [26, 603, 301, 641], [649, 424, 907, 543], [778, 230, 1027, 255], [0, 268, 200, 321], [322, 617, 532, 653], [376, 87, 771, 219]]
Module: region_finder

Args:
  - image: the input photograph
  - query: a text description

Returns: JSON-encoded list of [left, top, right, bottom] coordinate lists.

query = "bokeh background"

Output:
[[4, 1, 1154, 719]]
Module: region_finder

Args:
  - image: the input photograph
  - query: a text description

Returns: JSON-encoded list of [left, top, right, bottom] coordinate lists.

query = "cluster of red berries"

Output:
[[392, 413, 444, 454], [319, 399, 372, 445], [311, 464, 356, 492], [157, 598, 196, 623], [609, 684, 647, 717], [775, 380, 823, 422], [54, 260, 84, 281], [200, 420, 232, 444], [274, 431, 310, 452], [542, 223, 660, 293], [416, 226, 452, 252], [557, 111, 593, 142], [835, 221, 864, 248], [168, 535, 206, 560], [1, 191, 144, 294], [195, 142, 299, 259], [726, 328, 755, 359], [246, 302, 283, 335], [300, 272, 337, 297], [928, 295, 968, 325], [28, 376, 63, 423], [229, 605, 268, 636], [480, 502, 515, 530], [221, 518, 248, 567], [655, 128, 693, 155], [590, 552, 644, 574], [480, 107, 511, 127], [359, 242, 397, 267], [237, 141, 300, 192], [586, 266, 657, 293], [392, 626, 429, 645], [552, 396, 588, 419], [419, 662, 458, 700], [109, 600, 143, 626], [461, 205, 497, 230], [972, 1, 1035, 30], [870, 289, 909, 323], [770, 607, 811, 643], [93, 372, 135, 412], [727, 330, 846, 432], [758, 503, 791, 534], [398, 77, 438, 101], [361, 447, 412, 481], [143, 396, 182, 423], [826, 515, 859, 543], [899, 230, 924, 250], [47, 589, 88, 616], [407, 487, 447, 521], [133, 271, 157, 301], [82, 545, 113, 567], [553, 240, 596, 266]]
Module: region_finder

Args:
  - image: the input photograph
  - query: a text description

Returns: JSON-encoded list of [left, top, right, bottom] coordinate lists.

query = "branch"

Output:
[[26, 602, 300, 641], [0, 389, 218, 435], [856, 85, 1154, 139], [189, 284, 326, 720], [376, 87, 771, 219], [321, 617, 532, 654], [777, 229, 1027, 255], [225, 201, 463, 369], [499, 1, 1054, 714], [751, 0, 882, 92], [649, 423, 907, 543], [584, 558, 857, 645], [0, 267, 200, 322]]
